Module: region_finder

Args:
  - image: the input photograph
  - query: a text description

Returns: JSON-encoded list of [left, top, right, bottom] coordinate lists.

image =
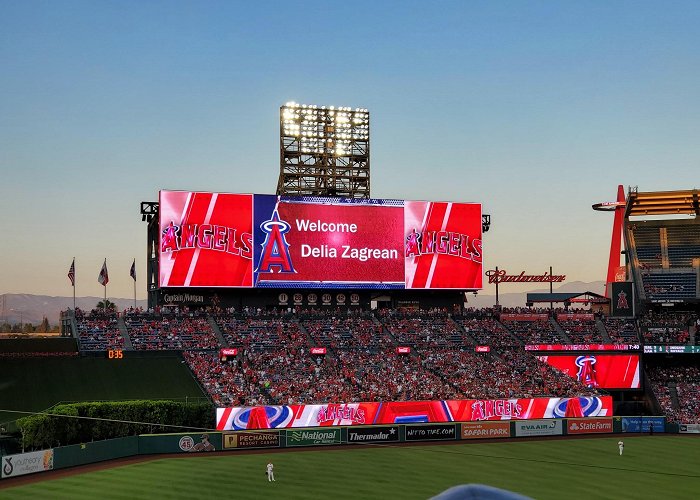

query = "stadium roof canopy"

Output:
[[526, 291, 608, 304], [626, 189, 700, 217]]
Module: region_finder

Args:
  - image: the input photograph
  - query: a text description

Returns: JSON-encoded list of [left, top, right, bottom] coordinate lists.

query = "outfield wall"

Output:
[[1, 416, 673, 480]]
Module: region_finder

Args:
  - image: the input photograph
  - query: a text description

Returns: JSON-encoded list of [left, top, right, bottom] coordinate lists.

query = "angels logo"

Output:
[[576, 355, 599, 388], [160, 220, 253, 258], [404, 228, 482, 263], [256, 210, 295, 273], [617, 290, 629, 309]]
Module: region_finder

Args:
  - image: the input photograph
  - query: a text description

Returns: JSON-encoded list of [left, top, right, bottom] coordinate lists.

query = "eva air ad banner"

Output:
[[514, 419, 563, 437]]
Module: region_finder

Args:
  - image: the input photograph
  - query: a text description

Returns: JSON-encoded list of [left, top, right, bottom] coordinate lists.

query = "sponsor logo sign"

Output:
[[348, 426, 399, 444], [461, 422, 511, 440], [475, 346, 490, 353], [526, 344, 639, 352], [567, 418, 613, 434], [223, 431, 280, 449], [620, 417, 665, 433], [397, 346, 411, 354], [1, 450, 54, 478], [286, 428, 341, 446], [486, 269, 565, 284], [310, 347, 327, 355], [514, 419, 563, 437], [220, 348, 238, 357], [405, 424, 456, 441], [679, 424, 700, 434]]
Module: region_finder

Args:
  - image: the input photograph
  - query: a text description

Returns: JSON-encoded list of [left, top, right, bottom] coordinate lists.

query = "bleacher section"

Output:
[[75, 312, 125, 351], [604, 318, 640, 343], [125, 313, 220, 350]]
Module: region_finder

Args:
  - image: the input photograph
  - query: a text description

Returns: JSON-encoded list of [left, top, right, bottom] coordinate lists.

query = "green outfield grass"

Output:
[[0, 355, 207, 430], [2, 436, 699, 499]]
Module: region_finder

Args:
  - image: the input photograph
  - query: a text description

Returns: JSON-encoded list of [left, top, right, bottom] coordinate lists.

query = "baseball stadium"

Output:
[[1, 103, 699, 499]]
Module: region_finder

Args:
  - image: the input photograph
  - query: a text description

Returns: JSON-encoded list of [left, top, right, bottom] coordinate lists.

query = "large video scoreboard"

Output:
[[158, 191, 483, 290]]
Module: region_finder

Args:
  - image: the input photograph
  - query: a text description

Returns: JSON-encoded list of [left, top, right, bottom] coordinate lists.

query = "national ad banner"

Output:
[[461, 422, 511, 440], [347, 426, 399, 444], [566, 418, 613, 435], [159, 191, 482, 290], [514, 420, 563, 437], [405, 424, 457, 442], [285, 428, 342, 447], [525, 344, 640, 352], [1, 450, 54, 479], [536, 354, 640, 389], [223, 431, 281, 449], [216, 397, 612, 430]]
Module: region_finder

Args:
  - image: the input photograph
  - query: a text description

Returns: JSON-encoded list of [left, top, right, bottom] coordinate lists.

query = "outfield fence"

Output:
[[0, 416, 676, 480]]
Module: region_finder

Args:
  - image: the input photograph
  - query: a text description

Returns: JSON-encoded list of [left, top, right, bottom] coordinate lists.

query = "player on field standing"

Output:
[[618, 440, 624, 456], [267, 462, 275, 481]]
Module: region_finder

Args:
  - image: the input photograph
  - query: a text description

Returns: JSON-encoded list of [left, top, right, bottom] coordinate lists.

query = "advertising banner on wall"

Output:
[[526, 344, 639, 352], [216, 396, 612, 430], [536, 354, 640, 389], [679, 424, 700, 434], [405, 424, 457, 442], [160, 191, 482, 290], [222, 431, 281, 450], [1, 450, 54, 478], [461, 422, 511, 440], [347, 426, 399, 444], [499, 313, 549, 322], [514, 420, 563, 437], [620, 417, 665, 433], [285, 428, 342, 447], [566, 418, 613, 434]]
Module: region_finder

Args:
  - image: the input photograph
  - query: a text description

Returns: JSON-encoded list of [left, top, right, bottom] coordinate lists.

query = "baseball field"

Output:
[[1, 435, 698, 499]]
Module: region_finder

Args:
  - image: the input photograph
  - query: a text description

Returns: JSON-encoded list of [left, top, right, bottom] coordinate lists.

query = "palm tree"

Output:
[[96, 299, 117, 312]]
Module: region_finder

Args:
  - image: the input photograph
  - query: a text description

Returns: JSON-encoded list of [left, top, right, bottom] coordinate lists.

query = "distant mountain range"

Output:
[[0, 294, 147, 326], [0, 281, 605, 326]]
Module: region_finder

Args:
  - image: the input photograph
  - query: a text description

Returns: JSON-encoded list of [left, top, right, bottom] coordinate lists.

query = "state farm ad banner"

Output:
[[499, 313, 549, 322], [536, 354, 640, 389], [216, 396, 612, 430], [159, 191, 482, 290], [567, 418, 613, 435]]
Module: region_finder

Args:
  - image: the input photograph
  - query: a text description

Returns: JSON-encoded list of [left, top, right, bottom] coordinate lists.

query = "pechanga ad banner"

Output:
[[159, 191, 482, 290], [216, 397, 612, 430]]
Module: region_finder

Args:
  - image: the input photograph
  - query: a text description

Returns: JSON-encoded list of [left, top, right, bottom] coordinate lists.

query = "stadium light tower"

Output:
[[277, 102, 370, 198]]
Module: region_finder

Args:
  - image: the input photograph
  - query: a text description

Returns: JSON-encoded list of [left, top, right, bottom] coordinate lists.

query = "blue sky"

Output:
[[1, 1, 699, 299]]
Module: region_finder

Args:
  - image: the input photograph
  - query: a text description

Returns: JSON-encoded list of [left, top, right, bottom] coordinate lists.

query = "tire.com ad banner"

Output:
[[216, 397, 612, 430], [159, 191, 482, 290], [536, 354, 640, 389]]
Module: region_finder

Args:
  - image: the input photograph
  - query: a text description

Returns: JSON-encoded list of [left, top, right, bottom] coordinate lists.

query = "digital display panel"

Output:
[[216, 396, 612, 430], [159, 191, 482, 290], [536, 354, 641, 389]]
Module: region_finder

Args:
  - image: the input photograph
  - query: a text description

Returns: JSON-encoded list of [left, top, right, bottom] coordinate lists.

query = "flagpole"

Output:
[[72, 257, 76, 311], [133, 258, 137, 310], [104, 259, 107, 313]]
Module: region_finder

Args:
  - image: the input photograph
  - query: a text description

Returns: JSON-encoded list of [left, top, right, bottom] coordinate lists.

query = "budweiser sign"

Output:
[[486, 269, 566, 284]]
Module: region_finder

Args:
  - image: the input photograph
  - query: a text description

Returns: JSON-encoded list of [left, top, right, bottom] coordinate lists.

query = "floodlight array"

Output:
[[281, 102, 369, 155]]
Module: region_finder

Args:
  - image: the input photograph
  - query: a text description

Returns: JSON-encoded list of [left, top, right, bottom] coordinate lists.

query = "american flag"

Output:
[[130, 259, 136, 281], [98, 259, 109, 286], [68, 259, 75, 287]]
